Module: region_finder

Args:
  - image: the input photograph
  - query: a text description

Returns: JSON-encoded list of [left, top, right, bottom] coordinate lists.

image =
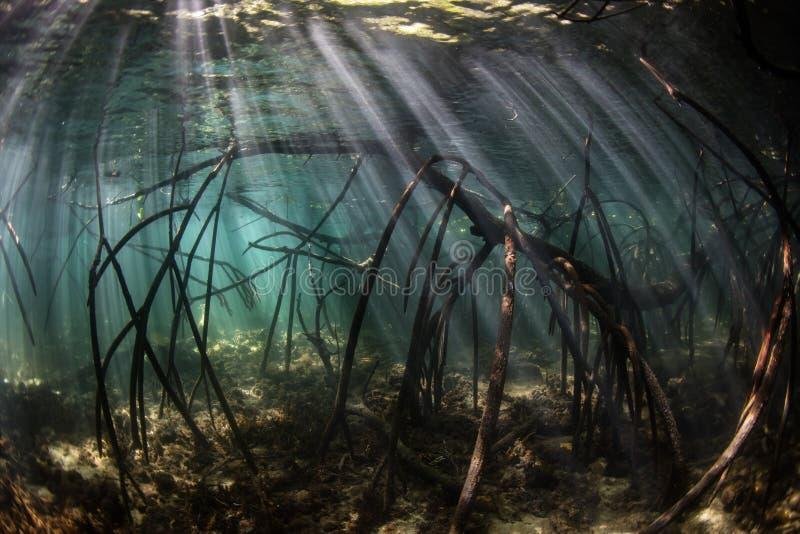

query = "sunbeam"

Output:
[[0, 1, 798, 532]]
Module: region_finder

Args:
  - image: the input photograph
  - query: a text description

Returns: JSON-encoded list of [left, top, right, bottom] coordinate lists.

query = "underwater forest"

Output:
[[0, 0, 799, 532]]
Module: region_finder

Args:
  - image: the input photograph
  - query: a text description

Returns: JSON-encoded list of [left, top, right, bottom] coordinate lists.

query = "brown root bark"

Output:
[[450, 206, 517, 533]]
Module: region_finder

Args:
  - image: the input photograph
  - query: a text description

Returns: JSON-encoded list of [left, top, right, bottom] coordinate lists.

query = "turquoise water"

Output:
[[2, 1, 789, 378], [0, 2, 797, 530]]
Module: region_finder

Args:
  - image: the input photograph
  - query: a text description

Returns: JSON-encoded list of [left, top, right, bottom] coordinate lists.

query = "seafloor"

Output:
[[1, 332, 798, 532]]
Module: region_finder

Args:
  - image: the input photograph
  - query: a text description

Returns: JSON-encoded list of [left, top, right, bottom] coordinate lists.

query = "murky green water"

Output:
[[1, 0, 789, 377], [0, 1, 798, 531]]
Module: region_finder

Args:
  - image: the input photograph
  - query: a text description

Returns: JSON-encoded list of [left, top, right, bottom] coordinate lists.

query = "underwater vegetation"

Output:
[[0, 0, 799, 532]]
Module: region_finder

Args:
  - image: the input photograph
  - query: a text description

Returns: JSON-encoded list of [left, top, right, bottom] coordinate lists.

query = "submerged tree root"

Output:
[[345, 404, 462, 495], [60, 47, 797, 531], [450, 206, 517, 533]]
